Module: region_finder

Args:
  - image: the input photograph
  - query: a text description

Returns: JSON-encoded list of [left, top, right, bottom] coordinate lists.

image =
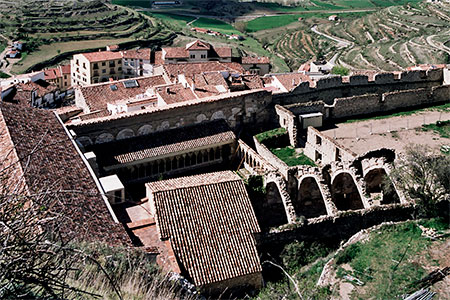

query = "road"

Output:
[[311, 25, 353, 48], [0, 33, 12, 75]]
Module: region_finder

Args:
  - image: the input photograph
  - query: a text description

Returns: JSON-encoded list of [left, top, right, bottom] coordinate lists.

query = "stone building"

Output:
[[146, 171, 262, 294], [161, 40, 232, 64], [241, 56, 271, 75], [71, 51, 123, 86], [44, 64, 71, 91]]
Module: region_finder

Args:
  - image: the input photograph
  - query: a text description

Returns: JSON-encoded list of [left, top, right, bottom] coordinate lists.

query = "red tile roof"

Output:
[[93, 120, 235, 167], [157, 83, 197, 105], [147, 170, 261, 286], [122, 48, 151, 60], [186, 40, 211, 50], [272, 72, 314, 91], [163, 62, 244, 80], [0, 102, 130, 245], [242, 56, 270, 64], [79, 75, 167, 112], [82, 51, 123, 63], [44, 68, 61, 80], [60, 64, 71, 74]]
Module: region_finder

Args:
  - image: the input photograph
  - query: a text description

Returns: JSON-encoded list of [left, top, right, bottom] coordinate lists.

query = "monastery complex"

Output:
[[1, 40, 449, 295]]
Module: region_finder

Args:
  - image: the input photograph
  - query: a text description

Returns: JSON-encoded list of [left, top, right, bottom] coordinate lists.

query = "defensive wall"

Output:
[[273, 69, 444, 106]]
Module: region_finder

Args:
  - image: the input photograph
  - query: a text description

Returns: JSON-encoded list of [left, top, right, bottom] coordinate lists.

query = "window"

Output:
[[102, 69, 106, 74], [201, 54, 206, 59], [93, 63, 98, 69], [123, 79, 139, 88], [190, 54, 195, 59], [83, 63, 86, 69], [118, 67, 122, 71], [335, 148, 341, 162], [316, 135, 322, 146], [118, 60, 121, 65], [101, 62, 106, 66], [76, 59, 79, 65], [315, 150, 322, 162], [64, 75, 67, 79]]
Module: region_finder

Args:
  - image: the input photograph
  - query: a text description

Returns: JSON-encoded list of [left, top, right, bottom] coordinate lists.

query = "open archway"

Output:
[[331, 172, 364, 211], [364, 168, 400, 205], [296, 177, 327, 218], [262, 182, 289, 228]]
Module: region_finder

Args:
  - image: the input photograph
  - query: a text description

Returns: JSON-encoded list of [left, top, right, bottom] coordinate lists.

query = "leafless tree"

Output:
[[389, 145, 450, 216]]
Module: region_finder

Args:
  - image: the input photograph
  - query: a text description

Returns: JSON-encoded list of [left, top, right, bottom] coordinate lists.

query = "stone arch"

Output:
[[117, 128, 135, 140], [196, 114, 207, 123], [296, 176, 327, 218], [95, 133, 114, 144], [364, 168, 400, 205], [76, 136, 93, 148], [331, 172, 364, 211], [263, 182, 289, 227], [137, 124, 153, 136], [211, 110, 225, 120]]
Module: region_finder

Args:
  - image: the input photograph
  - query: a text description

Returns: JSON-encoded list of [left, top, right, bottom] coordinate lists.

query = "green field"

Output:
[[147, 12, 195, 27], [193, 18, 241, 35]]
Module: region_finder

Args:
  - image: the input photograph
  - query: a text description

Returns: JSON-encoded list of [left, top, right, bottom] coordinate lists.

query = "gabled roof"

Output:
[[44, 68, 61, 80], [163, 62, 244, 80], [156, 83, 197, 105], [147, 170, 261, 286], [92, 119, 235, 167], [0, 102, 130, 245], [122, 48, 151, 60], [186, 39, 211, 50]]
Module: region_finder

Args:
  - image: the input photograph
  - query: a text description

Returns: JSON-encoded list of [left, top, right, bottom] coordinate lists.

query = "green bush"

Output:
[[335, 243, 361, 264], [281, 240, 334, 271], [331, 65, 350, 76]]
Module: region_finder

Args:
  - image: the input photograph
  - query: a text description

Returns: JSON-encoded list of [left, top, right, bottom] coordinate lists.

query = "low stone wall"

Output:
[[253, 136, 292, 179]]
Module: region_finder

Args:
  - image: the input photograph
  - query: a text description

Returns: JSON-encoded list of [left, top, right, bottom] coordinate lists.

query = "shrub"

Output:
[[331, 65, 350, 76], [335, 243, 361, 264]]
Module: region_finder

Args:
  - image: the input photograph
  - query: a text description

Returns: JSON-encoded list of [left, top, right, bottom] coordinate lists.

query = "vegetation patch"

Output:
[[334, 220, 448, 298], [193, 18, 240, 35], [255, 127, 287, 143], [271, 146, 316, 166], [331, 65, 350, 76], [422, 120, 450, 139], [0, 71, 10, 79]]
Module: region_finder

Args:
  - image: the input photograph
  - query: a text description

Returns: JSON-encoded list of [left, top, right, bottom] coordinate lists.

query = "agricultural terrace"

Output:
[[318, 2, 450, 71], [0, 0, 164, 74]]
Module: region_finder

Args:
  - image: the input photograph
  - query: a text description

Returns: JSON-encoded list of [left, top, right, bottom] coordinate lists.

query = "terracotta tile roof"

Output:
[[241, 56, 270, 64], [122, 48, 151, 60], [60, 64, 71, 74], [79, 75, 167, 112], [242, 74, 264, 89], [0, 102, 130, 245], [163, 62, 244, 80], [18, 80, 58, 97], [211, 47, 232, 58], [186, 40, 211, 51], [44, 67, 61, 80], [156, 83, 197, 105], [82, 51, 123, 63], [92, 120, 235, 167], [153, 51, 164, 65], [187, 72, 229, 97], [147, 170, 261, 286], [163, 47, 190, 59]]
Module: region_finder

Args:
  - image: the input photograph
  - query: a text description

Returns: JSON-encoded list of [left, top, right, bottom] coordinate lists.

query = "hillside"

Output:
[[0, 0, 169, 74]]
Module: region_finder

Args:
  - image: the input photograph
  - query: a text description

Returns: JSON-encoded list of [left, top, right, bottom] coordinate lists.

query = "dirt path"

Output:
[[311, 25, 353, 48], [322, 110, 450, 155], [0, 33, 12, 75], [426, 33, 450, 55]]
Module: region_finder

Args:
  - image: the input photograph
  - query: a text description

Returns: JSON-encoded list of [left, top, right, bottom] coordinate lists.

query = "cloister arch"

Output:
[[364, 168, 400, 205], [117, 128, 135, 140], [331, 172, 364, 211], [296, 177, 327, 218], [95, 133, 114, 144], [264, 182, 289, 227]]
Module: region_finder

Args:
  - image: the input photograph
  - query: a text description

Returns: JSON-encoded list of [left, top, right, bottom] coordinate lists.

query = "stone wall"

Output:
[[275, 105, 297, 147], [253, 136, 292, 179], [70, 90, 272, 146], [304, 127, 356, 165], [274, 69, 443, 106]]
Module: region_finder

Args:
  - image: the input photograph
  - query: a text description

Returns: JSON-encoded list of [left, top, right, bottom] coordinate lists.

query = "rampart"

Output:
[[273, 69, 444, 106]]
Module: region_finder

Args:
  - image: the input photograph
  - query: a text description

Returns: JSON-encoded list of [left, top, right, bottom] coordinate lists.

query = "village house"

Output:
[[121, 48, 153, 78], [71, 51, 123, 86], [44, 64, 71, 91], [161, 40, 232, 64], [241, 56, 271, 75]]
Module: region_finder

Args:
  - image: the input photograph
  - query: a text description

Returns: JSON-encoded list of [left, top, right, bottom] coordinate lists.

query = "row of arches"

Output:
[[114, 147, 225, 183], [263, 167, 401, 226]]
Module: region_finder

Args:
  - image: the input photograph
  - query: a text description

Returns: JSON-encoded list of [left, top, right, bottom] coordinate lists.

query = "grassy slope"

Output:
[[257, 219, 449, 299]]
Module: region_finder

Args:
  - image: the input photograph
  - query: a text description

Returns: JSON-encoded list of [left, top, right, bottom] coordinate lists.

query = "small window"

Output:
[[315, 150, 322, 162], [102, 69, 106, 74], [102, 62, 106, 66], [201, 54, 206, 59], [316, 135, 322, 146], [190, 54, 195, 59]]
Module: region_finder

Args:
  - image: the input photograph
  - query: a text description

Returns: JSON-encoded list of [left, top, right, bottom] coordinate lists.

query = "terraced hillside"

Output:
[[319, 2, 450, 70], [0, 0, 168, 74]]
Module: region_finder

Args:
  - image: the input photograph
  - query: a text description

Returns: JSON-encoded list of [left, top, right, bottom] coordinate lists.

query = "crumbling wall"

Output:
[[331, 94, 380, 118], [274, 105, 297, 147], [304, 127, 356, 165]]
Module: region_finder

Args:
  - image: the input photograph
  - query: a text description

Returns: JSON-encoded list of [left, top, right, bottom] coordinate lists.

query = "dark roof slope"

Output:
[[0, 102, 130, 245], [93, 119, 235, 167], [147, 171, 261, 286]]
